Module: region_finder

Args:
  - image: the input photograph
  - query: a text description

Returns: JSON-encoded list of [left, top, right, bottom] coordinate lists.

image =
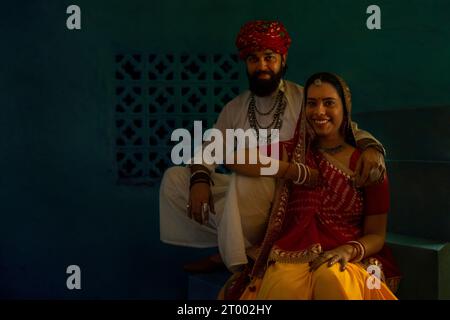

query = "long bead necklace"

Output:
[[247, 90, 287, 144], [253, 90, 283, 116]]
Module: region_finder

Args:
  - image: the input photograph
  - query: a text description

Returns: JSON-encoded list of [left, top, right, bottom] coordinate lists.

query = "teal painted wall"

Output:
[[1, 0, 449, 298]]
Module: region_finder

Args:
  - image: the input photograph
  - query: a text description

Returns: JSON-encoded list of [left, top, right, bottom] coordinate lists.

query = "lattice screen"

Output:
[[114, 53, 244, 185]]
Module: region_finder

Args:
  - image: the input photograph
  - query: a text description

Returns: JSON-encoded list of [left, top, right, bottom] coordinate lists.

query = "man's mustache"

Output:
[[252, 70, 275, 78]]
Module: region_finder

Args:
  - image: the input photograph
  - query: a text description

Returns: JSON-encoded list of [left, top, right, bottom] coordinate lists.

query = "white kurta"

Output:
[[160, 80, 303, 270]]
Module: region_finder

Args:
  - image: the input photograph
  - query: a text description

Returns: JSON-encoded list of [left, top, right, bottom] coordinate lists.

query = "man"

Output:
[[159, 20, 385, 272]]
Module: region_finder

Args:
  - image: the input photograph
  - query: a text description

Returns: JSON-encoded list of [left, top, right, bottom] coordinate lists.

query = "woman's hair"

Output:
[[304, 72, 350, 137]]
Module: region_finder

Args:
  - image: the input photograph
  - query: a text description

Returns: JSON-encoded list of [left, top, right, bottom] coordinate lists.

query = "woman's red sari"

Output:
[[271, 146, 400, 289]]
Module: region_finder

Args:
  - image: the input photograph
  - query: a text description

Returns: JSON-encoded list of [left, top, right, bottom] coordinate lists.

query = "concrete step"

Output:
[[387, 161, 450, 242], [386, 233, 450, 299]]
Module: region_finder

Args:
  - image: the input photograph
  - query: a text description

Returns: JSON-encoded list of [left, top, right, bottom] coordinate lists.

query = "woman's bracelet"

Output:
[[305, 165, 311, 186], [294, 162, 308, 185], [347, 240, 366, 262]]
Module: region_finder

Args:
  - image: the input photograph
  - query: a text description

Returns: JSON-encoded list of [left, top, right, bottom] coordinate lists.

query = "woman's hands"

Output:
[[281, 162, 320, 188], [280, 145, 320, 187], [309, 245, 355, 272]]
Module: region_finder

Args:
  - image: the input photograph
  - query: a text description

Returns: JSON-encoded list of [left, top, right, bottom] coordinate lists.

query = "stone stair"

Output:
[[356, 106, 450, 299], [386, 233, 450, 299]]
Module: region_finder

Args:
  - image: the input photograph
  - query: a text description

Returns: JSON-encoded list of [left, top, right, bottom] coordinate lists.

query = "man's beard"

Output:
[[247, 67, 284, 97]]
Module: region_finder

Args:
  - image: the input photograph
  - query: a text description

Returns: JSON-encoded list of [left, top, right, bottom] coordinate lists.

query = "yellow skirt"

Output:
[[240, 262, 397, 300]]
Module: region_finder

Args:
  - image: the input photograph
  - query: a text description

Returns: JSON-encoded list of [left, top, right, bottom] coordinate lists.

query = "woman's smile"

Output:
[[306, 82, 344, 139]]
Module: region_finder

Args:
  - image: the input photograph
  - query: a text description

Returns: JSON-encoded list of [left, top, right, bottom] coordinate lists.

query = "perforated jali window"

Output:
[[114, 53, 244, 185]]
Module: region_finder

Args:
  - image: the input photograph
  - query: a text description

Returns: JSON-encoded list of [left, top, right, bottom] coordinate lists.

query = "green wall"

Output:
[[1, 0, 449, 298]]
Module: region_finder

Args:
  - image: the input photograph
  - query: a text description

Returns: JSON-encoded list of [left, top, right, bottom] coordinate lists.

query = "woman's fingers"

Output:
[[339, 258, 348, 272], [327, 255, 340, 267], [309, 254, 332, 272], [310, 252, 350, 273]]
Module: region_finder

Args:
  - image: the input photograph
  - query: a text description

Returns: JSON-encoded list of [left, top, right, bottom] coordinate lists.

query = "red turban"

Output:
[[235, 20, 292, 60]]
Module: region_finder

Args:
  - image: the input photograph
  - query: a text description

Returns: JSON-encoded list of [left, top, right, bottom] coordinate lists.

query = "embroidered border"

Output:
[[269, 243, 322, 264]]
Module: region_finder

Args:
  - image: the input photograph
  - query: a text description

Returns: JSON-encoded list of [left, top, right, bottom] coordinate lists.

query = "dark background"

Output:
[[1, 0, 449, 299]]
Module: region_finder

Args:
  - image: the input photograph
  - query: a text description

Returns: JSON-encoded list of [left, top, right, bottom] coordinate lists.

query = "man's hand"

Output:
[[188, 182, 215, 225], [309, 245, 355, 272], [353, 147, 386, 187]]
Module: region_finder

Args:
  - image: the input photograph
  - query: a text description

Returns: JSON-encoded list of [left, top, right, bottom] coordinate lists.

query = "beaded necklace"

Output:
[[247, 90, 287, 144]]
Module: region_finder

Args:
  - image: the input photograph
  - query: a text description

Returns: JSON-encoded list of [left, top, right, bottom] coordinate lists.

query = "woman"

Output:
[[221, 72, 401, 300]]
